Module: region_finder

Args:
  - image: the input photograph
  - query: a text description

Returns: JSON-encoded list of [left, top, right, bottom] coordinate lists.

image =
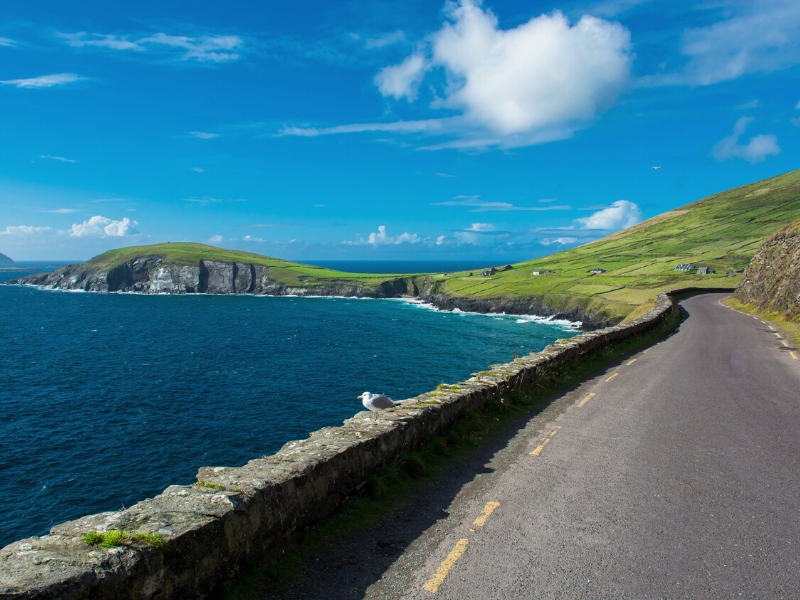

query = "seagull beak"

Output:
[[357, 395, 363, 399]]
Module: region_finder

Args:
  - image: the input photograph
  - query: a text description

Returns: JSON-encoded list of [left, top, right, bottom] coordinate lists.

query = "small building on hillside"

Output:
[[481, 267, 497, 277], [532, 269, 553, 276], [696, 266, 714, 275], [589, 268, 606, 275], [502, 264, 513, 271], [675, 263, 694, 272]]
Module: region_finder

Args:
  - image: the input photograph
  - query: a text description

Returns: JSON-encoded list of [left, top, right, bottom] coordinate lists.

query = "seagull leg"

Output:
[[370, 412, 377, 421]]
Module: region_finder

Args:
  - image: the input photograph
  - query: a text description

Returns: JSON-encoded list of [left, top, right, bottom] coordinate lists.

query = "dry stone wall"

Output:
[[1, 292, 687, 599]]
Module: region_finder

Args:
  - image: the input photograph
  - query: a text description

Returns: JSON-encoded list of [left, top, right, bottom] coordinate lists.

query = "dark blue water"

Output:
[[0, 264, 575, 548]]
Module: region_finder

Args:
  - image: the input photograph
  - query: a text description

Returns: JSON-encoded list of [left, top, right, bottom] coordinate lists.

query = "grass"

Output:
[[221, 307, 681, 599], [68, 169, 800, 323], [434, 169, 800, 321], [82, 530, 166, 549], [723, 297, 800, 348], [195, 479, 225, 490]]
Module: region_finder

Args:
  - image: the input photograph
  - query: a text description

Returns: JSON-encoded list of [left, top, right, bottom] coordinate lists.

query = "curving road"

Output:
[[270, 294, 800, 599]]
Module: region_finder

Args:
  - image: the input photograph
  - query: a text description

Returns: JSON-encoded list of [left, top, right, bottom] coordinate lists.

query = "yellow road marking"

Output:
[[472, 501, 500, 527], [577, 392, 596, 408], [606, 372, 619, 382], [423, 539, 469, 593], [769, 326, 775, 331], [531, 427, 561, 456], [783, 341, 789, 347], [775, 333, 782, 339], [626, 359, 637, 366], [791, 352, 798, 360]]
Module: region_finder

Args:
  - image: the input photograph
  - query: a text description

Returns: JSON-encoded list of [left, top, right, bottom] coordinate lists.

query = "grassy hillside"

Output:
[[84, 243, 400, 289], [82, 168, 800, 320], [431, 168, 800, 320]]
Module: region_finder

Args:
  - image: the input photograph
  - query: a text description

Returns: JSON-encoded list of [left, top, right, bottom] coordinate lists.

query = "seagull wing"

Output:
[[370, 394, 395, 409]]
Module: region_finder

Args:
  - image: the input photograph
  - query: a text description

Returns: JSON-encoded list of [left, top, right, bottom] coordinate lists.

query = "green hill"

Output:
[[432, 168, 800, 320], [17, 168, 800, 324]]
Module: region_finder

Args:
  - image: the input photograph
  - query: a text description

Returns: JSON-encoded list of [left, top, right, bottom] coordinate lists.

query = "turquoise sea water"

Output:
[[0, 264, 575, 547]]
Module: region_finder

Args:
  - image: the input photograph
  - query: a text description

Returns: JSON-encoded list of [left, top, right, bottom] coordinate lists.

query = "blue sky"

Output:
[[1, 0, 798, 261]]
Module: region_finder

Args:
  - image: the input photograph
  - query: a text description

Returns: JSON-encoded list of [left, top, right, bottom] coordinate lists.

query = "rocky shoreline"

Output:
[[6, 256, 615, 329]]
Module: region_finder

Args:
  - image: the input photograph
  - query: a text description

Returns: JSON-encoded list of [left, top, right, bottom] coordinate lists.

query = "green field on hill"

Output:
[[431, 168, 800, 319], [82, 168, 800, 320]]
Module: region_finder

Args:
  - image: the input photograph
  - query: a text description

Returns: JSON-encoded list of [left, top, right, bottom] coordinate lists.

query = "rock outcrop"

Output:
[[0, 252, 12, 265], [734, 219, 800, 318], [6, 256, 617, 328]]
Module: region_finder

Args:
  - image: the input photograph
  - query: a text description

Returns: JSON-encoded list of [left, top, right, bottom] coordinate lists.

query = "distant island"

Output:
[[0, 252, 13, 265], [6, 169, 800, 328]]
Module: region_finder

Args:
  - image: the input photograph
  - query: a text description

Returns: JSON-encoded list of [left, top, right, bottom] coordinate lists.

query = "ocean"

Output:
[[0, 262, 576, 547]]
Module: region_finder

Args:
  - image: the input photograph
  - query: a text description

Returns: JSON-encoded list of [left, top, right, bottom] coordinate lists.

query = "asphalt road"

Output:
[[270, 294, 800, 599]]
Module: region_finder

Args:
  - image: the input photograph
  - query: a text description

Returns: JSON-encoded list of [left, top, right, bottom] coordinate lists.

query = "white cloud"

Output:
[[190, 167, 204, 172], [69, 216, 138, 237], [465, 223, 494, 232], [243, 235, 266, 242], [365, 30, 406, 49], [433, 195, 571, 212], [190, 131, 219, 139], [424, 3, 631, 137], [286, 1, 632, 149], [40, 154, 76, 163], [39, 208, 78, 213], [713, 117, 780, 163], [735, 100, 759, 110], [0, 37, 17, 47], [643, 1, 800, 86], [61, 32, 244, 62], [374, 53, 428, 100], [0, 73, 83, 88], [343, 225, 421, 245], [540, 236, 578, 246], [0, 225, 52, 236], [436, 235, 448, 245], [186, 196, 222, 205], [436, 172, 458, 178], [208, 234, 224, 244], [576, 200, 641, 230]]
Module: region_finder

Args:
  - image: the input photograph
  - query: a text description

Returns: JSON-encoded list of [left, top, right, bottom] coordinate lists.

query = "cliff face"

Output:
[[9, 256, 412, 299], [7, 255, 613, 327], [734, 219, 800, 318]]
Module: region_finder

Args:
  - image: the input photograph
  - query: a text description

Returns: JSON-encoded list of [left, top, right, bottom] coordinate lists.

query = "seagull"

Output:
[[652, 166, 662, 170], [359, 392, 396, 421]]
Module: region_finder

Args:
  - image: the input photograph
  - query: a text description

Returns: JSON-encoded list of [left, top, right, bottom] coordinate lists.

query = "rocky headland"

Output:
[[0, 252, 13, 265], [734, 218, 800, 318], [6, 249, 615, 329]]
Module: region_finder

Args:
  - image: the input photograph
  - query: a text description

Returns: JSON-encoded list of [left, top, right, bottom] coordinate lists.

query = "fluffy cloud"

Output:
[[421, 2, 631, 137], [344, 225, 421, 245], [61, 32, 244, 62], [287, 1, 632, 149], [374, 53, 428, 100], [208, 234, 224, 244], [0, 73, 83, 88], [465, 222, 494, 232], [0, 225, 52, 235], [713, 117, 780, 163], [540, 236, 578, 246], [69, 216, 138, 237], [576, 200, 641, 230], [644, 1, 800, 86]]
